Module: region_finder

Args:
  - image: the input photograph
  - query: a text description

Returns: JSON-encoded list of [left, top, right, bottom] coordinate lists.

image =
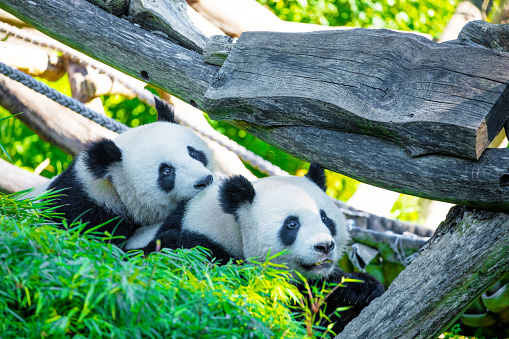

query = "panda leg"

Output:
[[319, 271, 385, 334]]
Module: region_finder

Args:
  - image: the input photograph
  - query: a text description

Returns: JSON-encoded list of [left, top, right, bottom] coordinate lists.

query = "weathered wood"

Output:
[[0, 41, 65, 81], [0, 0, 219, 109], [86, 0, 128, 16], [234, 121, 509, 211], [0, 158, 48, 195], [459, 20, 509, 53], [128, 0, 208, 53], [203, 35, 233, 66], [0, 73, 117, 156], [337, 206, 509, 338], [205, 28, 509, 160]]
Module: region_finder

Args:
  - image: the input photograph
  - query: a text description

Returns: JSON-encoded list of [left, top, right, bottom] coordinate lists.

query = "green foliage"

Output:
[[256, 0, 458, 39], [102, 94, 157, 128], [0, 76, 73, 178], [1, 192, 345, 338]]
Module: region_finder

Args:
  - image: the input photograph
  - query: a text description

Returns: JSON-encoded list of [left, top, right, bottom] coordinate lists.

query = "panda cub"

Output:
[[130, 163, 384, 333], [35, 98, 215, 248]]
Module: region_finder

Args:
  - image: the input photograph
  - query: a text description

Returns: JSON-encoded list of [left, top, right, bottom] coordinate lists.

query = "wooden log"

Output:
[[0, 41, 65, 81], [0, 0, 220, 109], [459, 20, 509, 53], [204, 28, 509, 160], [234, 121, 509, 211], [128, 0, 208, 53], [0, 73, 117, 156], [186, 0, 346, 38], [0, 158, 48, 195], [86, 0, 128, 16], [337, 206, 509, 338]]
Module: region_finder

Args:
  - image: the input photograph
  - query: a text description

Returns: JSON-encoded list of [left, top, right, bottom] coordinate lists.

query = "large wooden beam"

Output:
[[236, 121, 509, 211], [204, 28, 509, 160], [337, 206, 509, 338], [0, 0, 219, 109]]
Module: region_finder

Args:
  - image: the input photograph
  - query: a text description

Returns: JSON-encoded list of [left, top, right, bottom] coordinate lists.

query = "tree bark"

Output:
[[337, 206, 509, 339], [0, 0, 219, 109], [204, 28, 509, 160], [0, 73, 117, 156]]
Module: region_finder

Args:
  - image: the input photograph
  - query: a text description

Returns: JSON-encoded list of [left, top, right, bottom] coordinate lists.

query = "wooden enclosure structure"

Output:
[[1, 0, 509, 338]]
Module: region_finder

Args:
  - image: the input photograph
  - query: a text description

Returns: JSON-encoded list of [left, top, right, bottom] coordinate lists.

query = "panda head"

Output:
[[219, 163, 349, 280], [75, 98, 215, 225]]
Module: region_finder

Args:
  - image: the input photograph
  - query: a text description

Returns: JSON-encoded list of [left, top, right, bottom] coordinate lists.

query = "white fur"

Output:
[[180, 175, 349, 279], [31, 121, 214, 228], [125, 223, 161, 250]]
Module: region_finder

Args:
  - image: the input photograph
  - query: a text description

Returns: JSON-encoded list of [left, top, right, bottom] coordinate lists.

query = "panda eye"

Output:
[[161, 165, 174, 176], [285, 216, 300, 230], [188, 146, 208, 167], [321, 212, 329, 223]]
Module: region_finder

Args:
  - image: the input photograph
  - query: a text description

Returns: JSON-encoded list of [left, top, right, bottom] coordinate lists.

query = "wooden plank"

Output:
[[234, 121, 509, 211], [0, 0, 219, 109], [337, 206, 509, 338], [205, 28, 509, 159]]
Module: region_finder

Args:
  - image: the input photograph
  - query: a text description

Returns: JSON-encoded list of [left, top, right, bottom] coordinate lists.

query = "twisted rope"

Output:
[[0, 61, 129, 133], [0, 22, 288, 176]]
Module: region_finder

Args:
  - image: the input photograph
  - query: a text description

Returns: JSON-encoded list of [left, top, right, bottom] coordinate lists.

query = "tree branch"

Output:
[[337, 206, 509, 338]]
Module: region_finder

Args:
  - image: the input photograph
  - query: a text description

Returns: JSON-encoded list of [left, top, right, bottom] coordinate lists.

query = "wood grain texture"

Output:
[[0, 0, 219, 109], [205, 28, 509, 159], [336, 206, 509, 338], [234, 121, 509, 211], [459, 20, 509, 53], [128, 0, 208, 53]]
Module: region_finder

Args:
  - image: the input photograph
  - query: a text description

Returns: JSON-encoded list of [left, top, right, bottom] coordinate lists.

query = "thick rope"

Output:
[[0, 61, 129, 133], [0, 22, 288, 176]]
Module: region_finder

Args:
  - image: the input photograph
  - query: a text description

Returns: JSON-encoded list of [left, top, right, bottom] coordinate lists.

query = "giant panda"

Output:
[[128, 163, 384, 333], [34, 97, 215, 248]]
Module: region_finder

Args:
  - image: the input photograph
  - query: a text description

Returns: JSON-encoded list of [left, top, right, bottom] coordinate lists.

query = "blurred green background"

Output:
[[1, 0, 488, 225]]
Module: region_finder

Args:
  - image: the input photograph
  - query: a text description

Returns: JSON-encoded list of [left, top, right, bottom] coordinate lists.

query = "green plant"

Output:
[[2, 192, 355, 338]]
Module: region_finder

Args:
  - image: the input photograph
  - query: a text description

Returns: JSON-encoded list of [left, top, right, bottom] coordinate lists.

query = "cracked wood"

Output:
[[204, 28, 509, 160]]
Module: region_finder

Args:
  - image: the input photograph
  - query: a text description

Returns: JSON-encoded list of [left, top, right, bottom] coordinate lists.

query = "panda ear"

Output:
[[305, 163, 327, 192], [219, 175, 255, 215], [84, 138, 122, 179], [154, 96, 176, 123]]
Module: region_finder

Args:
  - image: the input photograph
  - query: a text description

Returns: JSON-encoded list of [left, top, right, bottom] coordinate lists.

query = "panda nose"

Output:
[[194, 175, 213, 189], [314, 242, 335, 254]]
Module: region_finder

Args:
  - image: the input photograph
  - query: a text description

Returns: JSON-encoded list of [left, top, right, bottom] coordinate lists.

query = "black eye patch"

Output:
[[320, 210, 336, 236], [188, 146, 208, 167], [278, 216, 300, 246], [158, 163, 175, 192]]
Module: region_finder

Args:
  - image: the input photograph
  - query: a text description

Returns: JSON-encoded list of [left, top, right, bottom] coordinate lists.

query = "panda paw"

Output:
[[339, 271, 385, 306]]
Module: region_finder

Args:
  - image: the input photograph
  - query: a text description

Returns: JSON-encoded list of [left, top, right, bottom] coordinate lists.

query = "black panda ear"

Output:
[[84, 138, 122, 179], [219, 175, 255, 215], [305, 163, 327, 192], [154, 96, 176, 123]]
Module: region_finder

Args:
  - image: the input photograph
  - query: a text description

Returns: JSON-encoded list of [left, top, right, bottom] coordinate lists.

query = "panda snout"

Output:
[[194, 175, 213, 190], [314, 241, 335, 254]]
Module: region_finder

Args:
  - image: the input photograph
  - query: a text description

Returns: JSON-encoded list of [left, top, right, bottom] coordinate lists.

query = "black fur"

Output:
[[188, 146, 208, 167], [305, 162, 327, 192], [278, 216, 301, 246], [141, 200, 187, 253], [155, 96, 176, 123], [158, 163, 176, 192], [320, 210, 336, 236], [142, 201, 237, 263], [306, 270, 385, 334], [47, 162, 141, 247], [219, 175, 255, 215], [84, 138, 122, 179]]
